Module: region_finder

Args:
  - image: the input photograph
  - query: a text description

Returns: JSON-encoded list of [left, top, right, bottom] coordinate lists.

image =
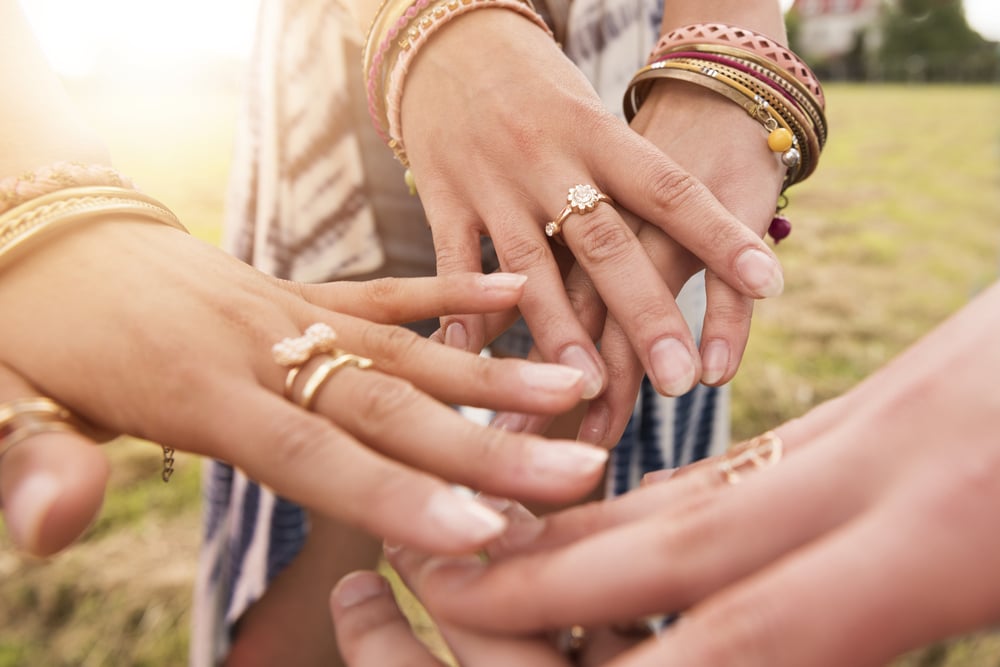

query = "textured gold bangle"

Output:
[[0, 186, 188, 271]]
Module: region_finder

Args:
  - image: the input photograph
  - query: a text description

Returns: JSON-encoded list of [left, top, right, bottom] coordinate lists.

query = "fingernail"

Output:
[[735, 248, 784, 298], [577, 400, 610, 445], [332, 571, 389, 608], [558, 345, 604, 399], [478, 272, 528, 291], [474, 493, 512, 513], [650, 337, 697, 396], [5, 472, 61, 553], [531, 441, 608, 476], [701, 339, 730, 386], [445, 322, 468, 351], [490, 412, 528, 432], [426, 488, 507, 543], [519, 363, 584, 392]]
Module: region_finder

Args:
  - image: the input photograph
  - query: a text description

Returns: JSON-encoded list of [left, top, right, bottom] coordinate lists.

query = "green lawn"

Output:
[[1, 82, 998, 666]]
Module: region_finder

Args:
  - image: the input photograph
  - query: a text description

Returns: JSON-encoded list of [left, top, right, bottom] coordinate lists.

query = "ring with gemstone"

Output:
[[544, 184, 614, 239], [272, 323, 338, 367]]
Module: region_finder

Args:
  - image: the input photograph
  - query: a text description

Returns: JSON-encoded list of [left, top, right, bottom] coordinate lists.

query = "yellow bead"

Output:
[[404, 169, 417, 196], [767, 128, 794, 153]]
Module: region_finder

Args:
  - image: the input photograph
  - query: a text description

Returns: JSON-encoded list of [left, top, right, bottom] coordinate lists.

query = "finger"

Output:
[[593, 134, 785, 300], [321, 313, 587, 414], [196, 381, 508, 554], [552, 198, 700, 397], [385, 549, 571, 667], [298, 272, 528, 325], [491, 261, 608, 435], [429, 204, 489, 353], [406, 433, 875, 630], [698, 271, 754, 386], [0, 365, 109, 557], [488, 214, 606, 400], [576, 317, 642, 448], [645, 493, 984, 667], [308, 364, 608, 505], [331, 571, 448, 667]]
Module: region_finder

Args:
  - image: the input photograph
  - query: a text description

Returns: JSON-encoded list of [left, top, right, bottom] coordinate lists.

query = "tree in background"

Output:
[[877, 0, 998, 80]]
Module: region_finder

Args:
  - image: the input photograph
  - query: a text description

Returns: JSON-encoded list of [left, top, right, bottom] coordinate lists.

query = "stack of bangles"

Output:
[[624, 23, 828, 243], [362, 0, 554, 193], [0, 161, 189, 481]]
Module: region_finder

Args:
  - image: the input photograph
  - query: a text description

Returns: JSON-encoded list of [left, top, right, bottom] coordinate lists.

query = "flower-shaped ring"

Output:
[[544, 184, 614, 239]]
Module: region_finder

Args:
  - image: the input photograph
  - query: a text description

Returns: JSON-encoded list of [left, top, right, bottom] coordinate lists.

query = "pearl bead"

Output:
[[781, 148, 801, 167]]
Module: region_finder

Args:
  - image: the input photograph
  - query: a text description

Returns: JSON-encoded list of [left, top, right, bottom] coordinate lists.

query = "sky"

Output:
[[19, 0, 1000, 77]]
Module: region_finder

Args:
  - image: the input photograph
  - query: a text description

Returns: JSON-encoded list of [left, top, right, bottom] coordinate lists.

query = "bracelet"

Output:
[[0, 162, 135, 218], [626, 60, 811, 185], [383, 0, 553, 167], [650, 23, 825, 110], [0, 186, 188, 271]]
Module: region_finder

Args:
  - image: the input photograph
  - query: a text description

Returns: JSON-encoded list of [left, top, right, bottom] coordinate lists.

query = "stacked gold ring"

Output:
[[717, 430, 783, 484], [272, 323, 375, 410], [0, 397, 81, 460]]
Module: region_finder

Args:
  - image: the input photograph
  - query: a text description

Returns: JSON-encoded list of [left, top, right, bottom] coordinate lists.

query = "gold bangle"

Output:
[[0, 186, 188, 271]]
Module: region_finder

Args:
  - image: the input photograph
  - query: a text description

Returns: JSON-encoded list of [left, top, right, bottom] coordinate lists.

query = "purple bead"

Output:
[[768, 215, 791, 243]]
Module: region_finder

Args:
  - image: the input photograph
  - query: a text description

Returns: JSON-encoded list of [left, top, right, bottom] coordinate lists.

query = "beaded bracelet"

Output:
[[383, 0, 554, 167], [0, 162, 134, 218], [0, 186, 188, 270]]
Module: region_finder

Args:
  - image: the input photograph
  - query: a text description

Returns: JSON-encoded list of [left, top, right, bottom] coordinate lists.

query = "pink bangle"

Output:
[[651, 23, 825, 110], [366, 0, 433, 140], [0, 162, 135, 217], [383, 0, 554, 166]]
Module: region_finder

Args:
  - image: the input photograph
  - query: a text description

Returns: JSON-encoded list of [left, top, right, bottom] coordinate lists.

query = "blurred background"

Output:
[[1, 0, 998, 664]]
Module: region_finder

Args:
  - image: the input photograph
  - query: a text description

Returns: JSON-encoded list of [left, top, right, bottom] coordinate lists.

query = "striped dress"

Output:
[[190, 0, 728, 662]]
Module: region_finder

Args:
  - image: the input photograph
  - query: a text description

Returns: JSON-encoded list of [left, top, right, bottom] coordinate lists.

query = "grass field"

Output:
[[0, 81, 998, 666]]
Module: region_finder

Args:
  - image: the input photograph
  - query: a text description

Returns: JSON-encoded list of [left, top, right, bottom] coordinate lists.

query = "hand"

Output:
[[0, 220, 610, 556], [489, 80, 788, 446], [401, 12, 784, 403], [371, 281, 1000, 666]]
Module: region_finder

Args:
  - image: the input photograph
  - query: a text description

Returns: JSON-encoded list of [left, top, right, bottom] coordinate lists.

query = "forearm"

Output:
[[659, 0, 786, 42], [0, 0, 109, 175]]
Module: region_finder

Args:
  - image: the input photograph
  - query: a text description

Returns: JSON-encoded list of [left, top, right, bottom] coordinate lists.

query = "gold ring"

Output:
[[718, 430, 783, 484], [0, 397, 81, 460], [293, 351, 374, 410], [544, 184, 614, 239], [271, 323, 338, 367]]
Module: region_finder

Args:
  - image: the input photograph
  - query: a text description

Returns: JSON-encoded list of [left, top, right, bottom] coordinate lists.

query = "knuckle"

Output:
[[268, 413, 331, 468], [499, 235, 551, 274], [360, 323, 423, 366], [353, 373, 420, 427], [572, 214, 635, 266], [647, 165, 705, 216], [362, 277, 403, 306]]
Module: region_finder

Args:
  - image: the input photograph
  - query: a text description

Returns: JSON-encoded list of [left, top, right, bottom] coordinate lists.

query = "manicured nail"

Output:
[[5, 472, 61, 553], [426, 488, 507, 543], [519, 363, 584, 392], [530, 441, 608, 476], [650, 337, 697, 396], [701, 339, 730, 386], [332, 571, 389, 608], [478, 272, 528, 291], [490, 412, 528, 432], [735, 248, 784, 298], [445, 322, 468, 351], [558, 345, 604, 399], [577, 400, 610, 445]]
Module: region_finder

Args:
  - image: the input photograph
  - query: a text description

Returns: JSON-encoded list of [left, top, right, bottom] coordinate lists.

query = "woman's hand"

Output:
[[401, 11, 784, 404], [364, 280, 1000, 666], [0, 220, 610, 556]]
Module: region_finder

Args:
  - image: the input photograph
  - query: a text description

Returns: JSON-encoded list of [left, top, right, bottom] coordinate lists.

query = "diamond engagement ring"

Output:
[[544, 184, 614, 239]]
